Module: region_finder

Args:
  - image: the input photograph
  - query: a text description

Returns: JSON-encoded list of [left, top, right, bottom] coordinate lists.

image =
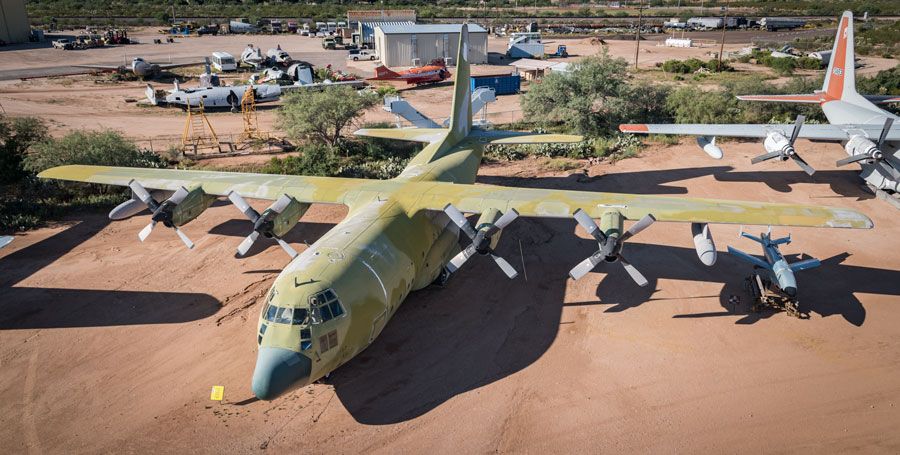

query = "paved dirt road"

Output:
[[2, 141, 899, 453]]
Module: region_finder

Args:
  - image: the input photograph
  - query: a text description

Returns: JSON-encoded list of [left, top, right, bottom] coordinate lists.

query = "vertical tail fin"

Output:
[[822, 11, 857, 101], [372, 65, 400, 79], [448, 24, 472, 141]]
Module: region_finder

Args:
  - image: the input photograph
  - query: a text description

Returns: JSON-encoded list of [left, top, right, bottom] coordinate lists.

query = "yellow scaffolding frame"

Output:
[[240, 87, 270, 142], [181, 100, 221, 154]]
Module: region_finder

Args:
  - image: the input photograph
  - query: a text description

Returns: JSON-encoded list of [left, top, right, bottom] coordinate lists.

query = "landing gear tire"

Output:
[[432, 266, 452, 287]]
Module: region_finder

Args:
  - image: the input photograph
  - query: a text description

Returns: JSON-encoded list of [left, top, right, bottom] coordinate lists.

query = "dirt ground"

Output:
[[2, 139, 900, 453]]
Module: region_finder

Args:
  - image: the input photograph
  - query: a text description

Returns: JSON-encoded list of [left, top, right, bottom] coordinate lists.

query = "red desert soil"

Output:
[[2, 141, 899, 453]]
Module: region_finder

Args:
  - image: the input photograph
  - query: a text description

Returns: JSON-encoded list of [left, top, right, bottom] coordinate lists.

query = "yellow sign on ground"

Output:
[[210, 385, 224, 401]]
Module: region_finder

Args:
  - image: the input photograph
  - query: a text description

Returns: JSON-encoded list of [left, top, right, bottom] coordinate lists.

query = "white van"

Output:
[[211, 52, 237, 72]]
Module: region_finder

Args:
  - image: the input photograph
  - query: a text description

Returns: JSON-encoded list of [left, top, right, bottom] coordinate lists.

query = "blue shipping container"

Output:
[[470, 74, 521, 96]]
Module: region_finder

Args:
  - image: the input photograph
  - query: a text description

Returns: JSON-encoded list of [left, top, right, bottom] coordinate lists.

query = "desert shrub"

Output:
[[260, 143, 340, 177], [0, 116, 48, 185], [277, 85, 379, 146], [24, 130, 164, 174]]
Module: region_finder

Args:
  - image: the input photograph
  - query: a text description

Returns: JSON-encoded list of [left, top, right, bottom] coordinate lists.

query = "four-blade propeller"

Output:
[[568, 209, 656, 287], [443, 204, 520, 279], [228, 191, 299, 258], [836, 118, 900, 180], [751, 115, 815, 176], [128, 180, 195, 249]]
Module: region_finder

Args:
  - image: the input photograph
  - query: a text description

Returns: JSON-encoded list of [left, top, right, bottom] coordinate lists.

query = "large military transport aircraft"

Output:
[[39, 26, 872, 401], [620, 11, 900, 196]]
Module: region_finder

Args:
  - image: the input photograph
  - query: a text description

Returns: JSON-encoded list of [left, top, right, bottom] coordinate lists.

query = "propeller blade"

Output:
[[618, 255, 649, 287], [128, 180, 154, 205], [275, 238, 299, 259], [443, 203, 476, 239], [447, 244, 477, 273], [490, 254, 519, 279], [573, 209, 605, 242], [876, 160, 900, 181], [168, 186, 190, 205], [789, 115, 805, 144], [138, 221, 156, 242], [877, 117, 893, 148], [836, 154, 870, 167], [228, 191, 260, 222], [174, 227, 195, 249], [621, 214, 656, 241], [237, 230, 260, 256], [568, 254, 601, 281], [791, 154, 816, 176], [751, 150, 784, 164], [270, 194, 294, 214], [493, 208, 520, 230]]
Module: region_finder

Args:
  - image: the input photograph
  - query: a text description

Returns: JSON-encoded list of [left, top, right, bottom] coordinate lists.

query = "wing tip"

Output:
[[619, 124, 649, 133]]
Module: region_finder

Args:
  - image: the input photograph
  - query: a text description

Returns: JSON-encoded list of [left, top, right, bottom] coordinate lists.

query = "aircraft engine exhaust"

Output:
[[837, 118, 900, 180], [691, 222, 717, 266], [696, 136, 724, 159], [568, 210, 655, 286], [751, 115, 815, 175], [228, 191, 307, 259], [442, 204, 519, 279]]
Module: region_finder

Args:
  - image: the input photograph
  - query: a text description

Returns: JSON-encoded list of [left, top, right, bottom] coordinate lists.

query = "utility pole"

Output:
[[634, 0, 643, 69], [717, 0, 729, 71]]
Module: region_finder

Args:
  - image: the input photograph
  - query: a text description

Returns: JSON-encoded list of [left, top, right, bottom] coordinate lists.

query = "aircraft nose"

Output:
[[252, 347, 311, 400]]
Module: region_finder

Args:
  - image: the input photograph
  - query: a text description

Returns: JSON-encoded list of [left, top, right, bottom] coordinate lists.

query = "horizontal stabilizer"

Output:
[[467, 129, 582, 144], [727, 246, 772, 270], [864, 95, 900, 104], [789, 258, 821, 272], [736, 94, 824, 104], [353, 128, 448, 143]]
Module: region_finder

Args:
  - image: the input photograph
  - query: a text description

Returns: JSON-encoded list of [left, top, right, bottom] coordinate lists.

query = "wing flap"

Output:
[[736, 94, 824, 104]]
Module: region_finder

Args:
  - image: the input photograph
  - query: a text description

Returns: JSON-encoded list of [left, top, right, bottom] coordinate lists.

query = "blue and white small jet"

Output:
[[727, 230, 821, 298]]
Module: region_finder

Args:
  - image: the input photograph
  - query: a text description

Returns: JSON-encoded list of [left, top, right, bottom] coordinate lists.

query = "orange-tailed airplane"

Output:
[[368, 58, 452, 86]]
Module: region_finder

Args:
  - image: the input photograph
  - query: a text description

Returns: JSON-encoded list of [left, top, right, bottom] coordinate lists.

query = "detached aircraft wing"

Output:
[[619, 123, 900, 142]]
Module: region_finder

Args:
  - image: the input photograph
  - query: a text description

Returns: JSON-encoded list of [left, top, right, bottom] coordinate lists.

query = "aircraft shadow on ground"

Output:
[[714, 169, 873, 200], [478, 166, 734, 195]]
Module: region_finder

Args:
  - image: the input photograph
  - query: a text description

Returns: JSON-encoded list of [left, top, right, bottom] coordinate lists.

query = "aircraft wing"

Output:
[[353, 128, 582, 145], [38, 165, 873, 229], [620, 123, 900, 141], [74, 64, 125, 71], [38, 165, 370, 205], [405, 181, 872, 229], [155, 61, 206, 70]]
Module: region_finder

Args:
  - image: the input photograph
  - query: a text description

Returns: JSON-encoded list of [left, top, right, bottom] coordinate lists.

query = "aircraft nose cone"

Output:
[[783, 286, 797, 298], [252, 347, 311, 400]]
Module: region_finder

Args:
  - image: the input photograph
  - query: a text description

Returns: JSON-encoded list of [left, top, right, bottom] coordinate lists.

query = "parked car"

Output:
[[347, 49, 378, 61], [52, 38, 72, 49]]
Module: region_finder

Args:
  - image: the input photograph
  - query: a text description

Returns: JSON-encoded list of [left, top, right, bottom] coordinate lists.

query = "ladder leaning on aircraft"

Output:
[[38, 25, 873, 401], [620, 11, 900, 201]]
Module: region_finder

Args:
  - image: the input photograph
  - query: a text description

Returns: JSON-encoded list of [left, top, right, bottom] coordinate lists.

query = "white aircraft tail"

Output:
[[736, 11, 870, 107]]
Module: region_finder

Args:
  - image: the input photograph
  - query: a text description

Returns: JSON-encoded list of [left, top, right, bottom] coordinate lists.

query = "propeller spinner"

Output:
[[443, 204, 519, 279], [569, 209, 655, 287], [228, 191, 300, 258]]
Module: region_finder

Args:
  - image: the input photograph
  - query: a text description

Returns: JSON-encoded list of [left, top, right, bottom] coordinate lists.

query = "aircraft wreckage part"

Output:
[[691, 222, 717, 266]]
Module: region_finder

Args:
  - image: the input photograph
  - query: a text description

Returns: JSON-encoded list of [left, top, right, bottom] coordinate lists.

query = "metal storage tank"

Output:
[[0, 0, 30, 44], [374, 23, 488, 67]]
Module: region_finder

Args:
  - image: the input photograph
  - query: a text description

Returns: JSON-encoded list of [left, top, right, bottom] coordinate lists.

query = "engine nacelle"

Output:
[[168, 187, 217, 227], [691, 222, 717, 266], [763, 132, 794, 160], [475, 208, 503, 251], [845, 135, 882, 162], [696, 136, 724, 159], [109, 190, 173, 220], [263, 199, 310, 238]]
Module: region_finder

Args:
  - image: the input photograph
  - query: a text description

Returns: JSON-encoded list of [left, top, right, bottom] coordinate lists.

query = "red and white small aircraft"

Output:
[[368, 58, 452, 86], [621, 11, 900, 196]]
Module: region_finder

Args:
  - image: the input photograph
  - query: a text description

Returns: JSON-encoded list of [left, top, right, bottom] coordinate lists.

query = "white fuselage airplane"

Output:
[[146, 80, 281, 111], [621, 11, 900, 195]]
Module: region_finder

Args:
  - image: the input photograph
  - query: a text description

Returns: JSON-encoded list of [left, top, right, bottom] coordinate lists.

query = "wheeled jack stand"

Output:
[[743, 273, 809, 319]]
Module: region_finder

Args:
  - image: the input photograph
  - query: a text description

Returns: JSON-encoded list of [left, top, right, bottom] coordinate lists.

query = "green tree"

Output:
[[276, 86, 379, 147], [23, 130, 163, 175], [0, 116, 48, 185]]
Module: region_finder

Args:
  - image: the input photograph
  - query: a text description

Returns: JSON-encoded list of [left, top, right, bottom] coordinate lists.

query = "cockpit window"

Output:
[[308, 289, 345, 324], [262, 303, 309, 325]]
